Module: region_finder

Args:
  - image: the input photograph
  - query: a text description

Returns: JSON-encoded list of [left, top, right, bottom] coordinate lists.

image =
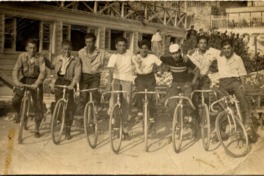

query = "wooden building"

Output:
[[0, 1, 187, 93]]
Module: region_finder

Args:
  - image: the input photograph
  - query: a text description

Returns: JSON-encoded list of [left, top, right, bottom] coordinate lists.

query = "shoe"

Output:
[[65, 127, 72, 140], [15, 113, 20, 123], [34, 132, 41, 138], [123, 132, 130, 141]]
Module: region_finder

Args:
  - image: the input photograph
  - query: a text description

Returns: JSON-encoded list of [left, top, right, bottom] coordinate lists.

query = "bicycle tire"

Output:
[[216, 111, 250, 158], [51, 100, 66, 145], [201, 104, 210, 151], [172, 104, 183, 153], [109, 104, 122, 153], [84, 102, 98, 149], [18, 96, 30, 144], [144, 103, 149, 152]]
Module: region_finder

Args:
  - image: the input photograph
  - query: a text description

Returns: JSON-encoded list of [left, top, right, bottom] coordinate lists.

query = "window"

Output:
[[4, 16, 54, 52], [251, 12, 261, 27], [63, 25, 71, 41], [16, 18, 40, 51], [42, 22, 52, 50], [71, 25, 87, 51], [4, 17, 16, 50], [105, 29, 133, 50], [240, 13, 250, 27]]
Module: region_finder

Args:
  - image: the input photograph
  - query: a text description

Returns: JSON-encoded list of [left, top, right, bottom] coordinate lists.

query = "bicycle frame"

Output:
[[211, 95, 242, 134], [191, 90, 217, 107]]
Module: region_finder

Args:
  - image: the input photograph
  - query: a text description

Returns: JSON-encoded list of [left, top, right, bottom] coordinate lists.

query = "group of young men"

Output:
[[12, 32, 253, 141]]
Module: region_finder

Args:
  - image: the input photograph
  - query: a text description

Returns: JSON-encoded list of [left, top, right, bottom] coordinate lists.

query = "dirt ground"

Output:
[[1, 108, 264, 175]]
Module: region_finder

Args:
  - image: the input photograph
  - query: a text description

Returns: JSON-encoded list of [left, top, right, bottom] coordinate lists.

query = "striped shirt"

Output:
[[160, 55, 196, 82]]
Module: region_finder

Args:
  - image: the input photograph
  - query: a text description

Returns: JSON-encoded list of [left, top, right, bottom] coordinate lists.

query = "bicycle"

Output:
[[101, 90, 128, 154], [132, 89, 166, 152], [191, 90, 217, 151], [51, 85, 74, 145], [76, 88, 99, 149], [164, 88, 196, 153], [17, 84, 39, 144], [210, 94, 250, 157]]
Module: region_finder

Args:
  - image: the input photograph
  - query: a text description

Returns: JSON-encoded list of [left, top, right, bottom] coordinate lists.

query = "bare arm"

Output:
[[12, 54, 23, 86], [34, 56, 46, 86]]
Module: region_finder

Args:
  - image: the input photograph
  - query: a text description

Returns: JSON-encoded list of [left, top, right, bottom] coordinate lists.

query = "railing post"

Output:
[[94, 1, 98, 13], [144, 4, 148, 22], [121, 2, 125, 18]]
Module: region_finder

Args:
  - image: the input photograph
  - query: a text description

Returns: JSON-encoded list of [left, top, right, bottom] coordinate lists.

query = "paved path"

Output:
[[1, 110, 264, 175]]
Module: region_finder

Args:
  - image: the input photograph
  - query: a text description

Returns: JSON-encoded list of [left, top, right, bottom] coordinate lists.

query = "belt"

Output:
[[137, 72, 155, 77]]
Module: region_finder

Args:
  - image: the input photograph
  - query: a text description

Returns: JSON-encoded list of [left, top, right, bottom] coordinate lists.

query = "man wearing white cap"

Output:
[[160, 44, 199, 122]]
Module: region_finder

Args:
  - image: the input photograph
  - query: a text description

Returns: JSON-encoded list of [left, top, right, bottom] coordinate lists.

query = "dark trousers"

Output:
[[192, 75, 211, 121], [165, 81, 193, 116], [134, 73, 156, 117], [54, 78, 75, 128], [78, 73, 101, 114], [12, 77, 43, 126], [219, 77, 252, 125]]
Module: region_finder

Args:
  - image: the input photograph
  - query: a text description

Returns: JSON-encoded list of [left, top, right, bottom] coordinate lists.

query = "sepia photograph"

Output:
[[0, 0, 264, 175]]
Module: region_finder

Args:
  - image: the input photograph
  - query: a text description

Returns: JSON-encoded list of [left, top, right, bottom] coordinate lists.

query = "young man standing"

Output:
[[12, 38, 46, 138], [151, 30, 162, 57], [78, 33, 111, 114], [107, 37, 135, 140], [132, 40, 162, 126], [160, 44, 199, 124], [51, 40, 81, 140]]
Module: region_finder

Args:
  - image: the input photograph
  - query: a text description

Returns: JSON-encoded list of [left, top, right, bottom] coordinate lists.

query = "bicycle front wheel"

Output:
[[18, 96, 30, 144], [143, 104, 150, 152], [172, 105, 184, 153], [109, 104, 122, 153], [51, 100, 66, 145], [216, 111, 250, 157], [201, 104, 211, 151], [84, 102, 98, 149]]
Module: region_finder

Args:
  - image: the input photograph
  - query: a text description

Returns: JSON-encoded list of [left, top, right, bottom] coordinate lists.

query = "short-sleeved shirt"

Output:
[[187, 47, 221, 76], [132, 54, 162, 75], [107, 51, 134, 82], [160, 55, 197, 82], [217, 53, 247, 79], [78, 47, 111, 74]]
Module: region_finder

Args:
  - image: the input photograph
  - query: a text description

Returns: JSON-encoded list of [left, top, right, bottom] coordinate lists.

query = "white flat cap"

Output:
[[169, 44, 180, 53]]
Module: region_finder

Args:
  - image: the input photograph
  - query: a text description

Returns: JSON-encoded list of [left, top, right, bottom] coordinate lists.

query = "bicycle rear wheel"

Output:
[[84, 102, 98, 148], [18, 96, 30, 144], [51, 100, 66, 145], [201, 104, 210, 151], [144, 104, 149, 152], [109, 104, 122, 153], [216, 111, 250, 157], [172, 105, 184, 153]]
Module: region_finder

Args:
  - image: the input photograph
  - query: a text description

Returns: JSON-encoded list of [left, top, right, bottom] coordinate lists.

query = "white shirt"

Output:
[[151, 33, 162, 42], [107, 51, 134, 82], [58, 55, 71, 75], [217, 53, 247, 79], [132, 54, 162, 74], [187, 47, 221, 76]]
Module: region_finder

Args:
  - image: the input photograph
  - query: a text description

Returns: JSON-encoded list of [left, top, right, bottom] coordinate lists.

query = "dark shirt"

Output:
[[160, 55, 196, 82]]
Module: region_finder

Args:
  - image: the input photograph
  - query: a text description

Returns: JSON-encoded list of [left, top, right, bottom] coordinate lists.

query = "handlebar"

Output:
[[54, 85, 69, 89], [164, 95, 195, 110], [75, 88, 98, 93], [101, 90, 128, 103], [132, 90, 166, 98], [210, 95, 239, 112], [191, 90, 217, 100]]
